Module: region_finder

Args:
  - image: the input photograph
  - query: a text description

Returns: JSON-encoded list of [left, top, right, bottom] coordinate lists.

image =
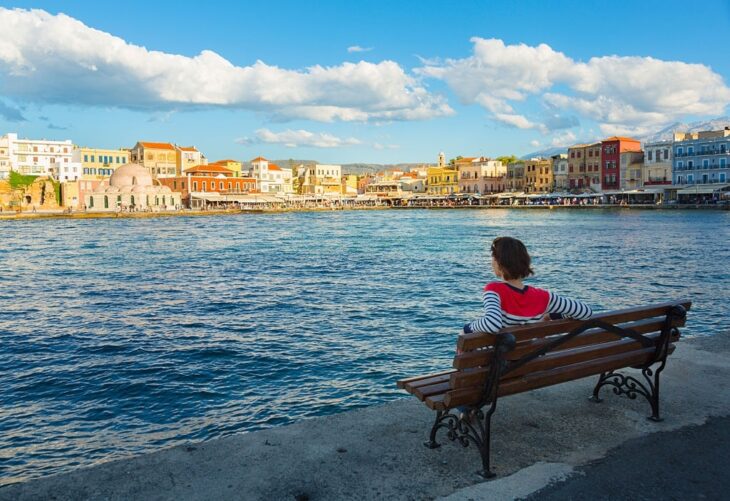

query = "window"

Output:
[[720, 159, 727, 168], [677, 161, 684, 169], [104, 196, 109, 208], [688, 147, 694, 155], [703, 159, 709, 168], [676, 147, 683, 156], [687, 175, 694, 183], [721, 173, 726, 182], [647, 150, 653, 161], [84, 155, 88, 162], [664, 149, 669, 160], [688, 161, 694, 168]]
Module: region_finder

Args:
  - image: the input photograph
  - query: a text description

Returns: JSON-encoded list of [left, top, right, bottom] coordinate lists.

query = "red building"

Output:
[[601, 137, 641, 191], [158, 164, 258, 207]]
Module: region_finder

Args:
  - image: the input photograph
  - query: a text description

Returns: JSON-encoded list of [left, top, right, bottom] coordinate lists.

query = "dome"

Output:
[[159, 186, 172, 193], [105, 185, 120, 193], [131, 185, 147, 193], [109, 163, 153, 188]]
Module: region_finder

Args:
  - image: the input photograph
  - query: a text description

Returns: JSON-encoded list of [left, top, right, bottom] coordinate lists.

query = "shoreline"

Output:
[[0, 203, 727, 221], [1, 334, 728, 500]]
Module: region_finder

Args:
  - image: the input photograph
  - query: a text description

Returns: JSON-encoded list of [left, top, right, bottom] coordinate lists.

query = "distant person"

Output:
[[464, 237, 592, 334]]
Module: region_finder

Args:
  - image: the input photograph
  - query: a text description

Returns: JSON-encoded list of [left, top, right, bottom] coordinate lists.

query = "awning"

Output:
[[676, 184, 730, 195]]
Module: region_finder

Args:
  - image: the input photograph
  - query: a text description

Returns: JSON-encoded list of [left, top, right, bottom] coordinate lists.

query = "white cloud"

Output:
[[373, 142, 399, 150], [237, 128, 361, 148], [347, 46, 373, 53], [550, 131, 577, 147], [529, 140, 540, 147], [0, 8, 452, 122], [419, 37, 730, 134]]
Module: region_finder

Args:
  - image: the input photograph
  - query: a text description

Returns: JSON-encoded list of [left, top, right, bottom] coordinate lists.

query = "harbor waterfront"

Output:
[[0, 209, 728, 485]]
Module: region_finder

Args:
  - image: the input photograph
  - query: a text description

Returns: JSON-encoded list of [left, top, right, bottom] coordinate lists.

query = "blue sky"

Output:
[[1, 0, 729, 164]]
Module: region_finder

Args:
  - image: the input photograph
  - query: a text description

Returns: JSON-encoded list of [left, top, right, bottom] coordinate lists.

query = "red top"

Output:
[[484, 282, 550, 319]]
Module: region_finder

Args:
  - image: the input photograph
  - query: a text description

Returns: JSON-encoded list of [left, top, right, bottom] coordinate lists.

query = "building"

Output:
[[130, 142, 177, 178], [672, 128, 730, 185], [85, 163, 182, 211], [642, 140, 673, 186], [524, 158, 553, 193], [427, 165, 459, 194], [458, 157, 506, 194], [73, 147, 130, 181], [551, 154, 569, 191], [176, 146, 205, 175], [506, 161, 525, 192], [620, 151, 645, 190], [250, 156, 294, 193], [211, 159, 243, 178], [601, 137, 641, 191], [567, 142, 601, 190], [342, 174, 359, 195], [0, 132, 76, 180], [159, 164, 257, 207], [297, 163, 343, 195]]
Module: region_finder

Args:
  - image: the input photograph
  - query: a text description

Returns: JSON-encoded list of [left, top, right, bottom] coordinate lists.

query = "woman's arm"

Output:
[[546, 292, 592, 320], [463, 290, 503, 333]]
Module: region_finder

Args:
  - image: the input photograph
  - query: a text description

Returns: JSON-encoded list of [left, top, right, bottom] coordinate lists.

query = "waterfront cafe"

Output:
[[190, 192, 286, 210], [675, 183, 730, 204]]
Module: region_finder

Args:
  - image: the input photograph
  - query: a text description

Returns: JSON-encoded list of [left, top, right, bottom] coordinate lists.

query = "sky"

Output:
[[0, 0, 729, 164]]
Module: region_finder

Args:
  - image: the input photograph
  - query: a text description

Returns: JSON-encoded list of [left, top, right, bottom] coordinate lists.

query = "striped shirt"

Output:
[[463, 281, 592, 334]]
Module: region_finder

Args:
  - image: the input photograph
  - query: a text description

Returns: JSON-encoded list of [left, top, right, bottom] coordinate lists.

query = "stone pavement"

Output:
[[1, 334, 728, 501]]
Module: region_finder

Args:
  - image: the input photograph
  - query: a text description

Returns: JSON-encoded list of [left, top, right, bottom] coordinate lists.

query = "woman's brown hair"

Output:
[[491, 237, 534, 280]]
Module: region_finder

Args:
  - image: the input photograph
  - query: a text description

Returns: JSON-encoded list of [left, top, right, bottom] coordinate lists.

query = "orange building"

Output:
[[158, 164, 257, 207]]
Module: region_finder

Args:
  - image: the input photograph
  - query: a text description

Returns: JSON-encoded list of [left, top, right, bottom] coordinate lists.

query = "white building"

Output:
[[0, 133, 76, 180], [250, 156, 294, 194], [458, 158, 507, 194]]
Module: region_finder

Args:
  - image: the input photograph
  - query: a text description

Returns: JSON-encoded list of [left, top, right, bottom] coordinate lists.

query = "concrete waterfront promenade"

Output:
[[2, 335, 729, 500]]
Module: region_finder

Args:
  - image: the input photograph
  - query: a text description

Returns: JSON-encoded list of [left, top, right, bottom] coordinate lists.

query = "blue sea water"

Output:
[[0, 209, 728, 485]]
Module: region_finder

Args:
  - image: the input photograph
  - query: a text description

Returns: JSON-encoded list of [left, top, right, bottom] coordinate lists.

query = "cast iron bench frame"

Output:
[[397, 300, 690, 478]]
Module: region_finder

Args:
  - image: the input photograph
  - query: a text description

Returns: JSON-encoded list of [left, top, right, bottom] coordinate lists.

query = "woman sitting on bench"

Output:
[[464, 236, 592, 334]]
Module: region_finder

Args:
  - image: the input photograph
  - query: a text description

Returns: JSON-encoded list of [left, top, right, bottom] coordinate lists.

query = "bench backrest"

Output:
[[442, 299, 691, 409]]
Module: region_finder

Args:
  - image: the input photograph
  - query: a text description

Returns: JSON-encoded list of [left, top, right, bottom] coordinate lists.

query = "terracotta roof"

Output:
[[250, 156, 268, 162], [268, 163, 282, 171], [184, 164, 234, 175], [603, 136, 640, 142], [401, 172, 418, 178], [214, 159, 240, 164], [178, 146, 198, 152], [139, 142, 175, 150]]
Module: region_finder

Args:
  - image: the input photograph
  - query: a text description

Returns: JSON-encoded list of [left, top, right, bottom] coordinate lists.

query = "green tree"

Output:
[[496, 155, 519, 165]]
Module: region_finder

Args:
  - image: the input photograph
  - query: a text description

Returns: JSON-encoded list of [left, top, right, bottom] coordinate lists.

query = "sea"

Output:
[[0, 208, 728, 484]]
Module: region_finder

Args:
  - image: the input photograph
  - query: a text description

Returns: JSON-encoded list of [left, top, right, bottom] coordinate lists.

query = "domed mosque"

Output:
[[85, 163, 182, 211]]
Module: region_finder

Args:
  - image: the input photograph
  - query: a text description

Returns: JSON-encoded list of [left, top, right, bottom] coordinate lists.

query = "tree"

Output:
[[496, 155, 519, 165]]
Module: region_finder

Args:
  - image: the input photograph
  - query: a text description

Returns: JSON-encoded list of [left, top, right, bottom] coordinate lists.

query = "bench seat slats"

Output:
[[396, 369, 455, 390], [443, 345, 674, 409], [458, 300, 691, 351]]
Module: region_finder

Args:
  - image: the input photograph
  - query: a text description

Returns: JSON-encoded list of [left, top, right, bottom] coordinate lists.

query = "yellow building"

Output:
[[211, 159, 242, 178], [524, 159, 553, 193], [130, 141, 177, 178], [72, 147, 130, 181], [427, 165, 459, 195], [342, 174, 358, 195]]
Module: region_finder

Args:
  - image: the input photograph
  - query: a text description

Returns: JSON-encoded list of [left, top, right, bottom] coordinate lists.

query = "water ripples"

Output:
[[0, 209, 728, 484]]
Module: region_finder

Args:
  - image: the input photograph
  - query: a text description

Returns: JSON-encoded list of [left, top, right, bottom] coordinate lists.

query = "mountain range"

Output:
[[521, 116, 730, 159]]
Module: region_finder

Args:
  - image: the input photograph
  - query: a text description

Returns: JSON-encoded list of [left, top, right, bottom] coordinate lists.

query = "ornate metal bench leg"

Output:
[[646, 367, 662, 422], [589, 372, 608, 403], [425, 411, 443, 449], [477, 409, 497, 479]]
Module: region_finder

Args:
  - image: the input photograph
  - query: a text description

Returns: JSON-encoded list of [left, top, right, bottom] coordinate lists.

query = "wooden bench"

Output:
[[397, 299, 691, 478]]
